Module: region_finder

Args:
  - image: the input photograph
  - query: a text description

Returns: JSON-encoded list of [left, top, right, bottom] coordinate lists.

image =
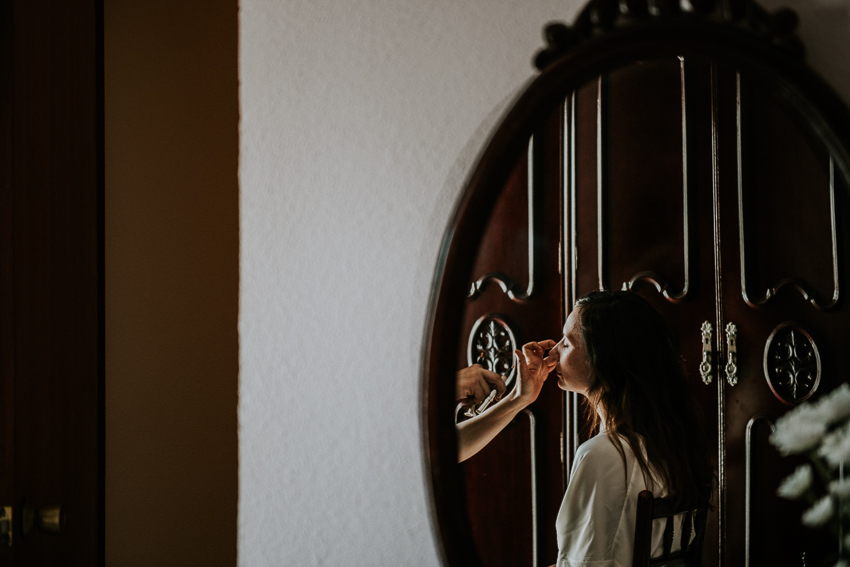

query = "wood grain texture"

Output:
[[3, 0, 104, 564]]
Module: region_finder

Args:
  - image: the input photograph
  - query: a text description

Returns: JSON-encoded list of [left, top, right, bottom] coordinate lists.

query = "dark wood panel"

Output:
[[607, 58, 686, 295], [570, 56, 844, 567], [2, 0, 104, 564], [719, 67, 842, 567], [632, 57, 721, 567], [0, 0, 15, 557], [740, 76, 836, 305], [463, 415, 535, 566], [573, 78, 601, 302], [572, 57, 721, 567], [460, 105, 564, 567], [466, 146, 532, 298]]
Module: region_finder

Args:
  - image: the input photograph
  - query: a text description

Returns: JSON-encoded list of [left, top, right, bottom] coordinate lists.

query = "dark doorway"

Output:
[[0, 0, 104, 564]]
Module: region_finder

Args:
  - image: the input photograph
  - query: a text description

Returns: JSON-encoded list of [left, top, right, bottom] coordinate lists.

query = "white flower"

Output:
[[777, 464, 813, 500], [820, 423, 850, 468], [831, 476, 850, 498], [770, 404, 828, 455], [801, 495, 834, 527], [819, 383, 850, 425]]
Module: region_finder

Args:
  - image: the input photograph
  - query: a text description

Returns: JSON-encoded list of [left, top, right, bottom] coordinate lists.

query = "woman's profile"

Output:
[[457, 290, 714, 566]]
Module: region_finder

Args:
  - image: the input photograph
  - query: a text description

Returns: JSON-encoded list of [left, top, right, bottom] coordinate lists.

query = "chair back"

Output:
[[632, 490, 708, 567]]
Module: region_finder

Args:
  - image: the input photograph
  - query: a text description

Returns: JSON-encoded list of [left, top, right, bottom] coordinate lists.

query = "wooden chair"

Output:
[[632, 490, 708, 567]]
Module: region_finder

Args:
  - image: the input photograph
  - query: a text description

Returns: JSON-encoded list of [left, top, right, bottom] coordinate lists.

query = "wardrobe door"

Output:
[[458, 105, 564, 567], [1, 1, 103, 564], [716, 68, 848, 567], [568, 56, 722, 566]]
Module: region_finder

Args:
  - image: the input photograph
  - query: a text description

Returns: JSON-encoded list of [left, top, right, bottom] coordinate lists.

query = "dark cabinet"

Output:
[[452, 57, 846, 567]]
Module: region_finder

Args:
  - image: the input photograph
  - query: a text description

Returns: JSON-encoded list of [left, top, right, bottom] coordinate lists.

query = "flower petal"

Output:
[[777, 464, 813, 500], [801, 495, 834, 528], [830, 476, 850, 498], [770, 405, 828, 455], [820, 383, 850, 425]]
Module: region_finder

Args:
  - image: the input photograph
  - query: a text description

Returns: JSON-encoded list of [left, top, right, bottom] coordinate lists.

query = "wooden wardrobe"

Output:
[[425, 3, 850, 567]]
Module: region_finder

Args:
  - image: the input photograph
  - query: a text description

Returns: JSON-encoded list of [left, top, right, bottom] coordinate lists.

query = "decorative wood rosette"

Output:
[[763, 322, 821, 405], [466, 315, 518, 382]]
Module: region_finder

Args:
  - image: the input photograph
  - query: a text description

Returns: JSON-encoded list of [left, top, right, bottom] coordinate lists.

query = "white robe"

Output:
[[555, 430, 679, 567]]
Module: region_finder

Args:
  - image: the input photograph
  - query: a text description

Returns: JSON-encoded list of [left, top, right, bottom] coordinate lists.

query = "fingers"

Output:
[[477, 367, 501, 383], [479, 367, 508, 398], [470, 378, 490, 402], [459, 382, 487, 403], [521, 341, 543, 358], [515, 349, 529, 378], [522, 339, 556, 359], [456, 366, 487, 402], [494, 377, 508, 398], [456, 365, 509, 403], [515, 348, 546, 405]]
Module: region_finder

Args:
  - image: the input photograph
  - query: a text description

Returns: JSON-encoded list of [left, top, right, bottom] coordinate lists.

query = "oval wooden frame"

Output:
[[421, 16, 850, 567], [762, 321, 822, 405]]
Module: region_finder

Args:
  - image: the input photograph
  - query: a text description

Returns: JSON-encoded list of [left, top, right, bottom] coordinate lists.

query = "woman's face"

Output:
[[549, 308, 591, 394]]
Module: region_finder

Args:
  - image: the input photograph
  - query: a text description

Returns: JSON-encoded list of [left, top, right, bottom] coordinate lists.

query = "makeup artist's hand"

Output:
[[456, 364, 508, 404], [514, 339, 557, 406]]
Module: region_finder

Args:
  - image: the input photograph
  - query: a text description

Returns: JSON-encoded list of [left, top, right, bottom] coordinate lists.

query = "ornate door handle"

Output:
[[699, 321, 713, 385], [725, 322, 738, 386]]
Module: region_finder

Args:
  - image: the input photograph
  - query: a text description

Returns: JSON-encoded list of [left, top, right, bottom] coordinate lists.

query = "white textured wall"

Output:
[[238, 1, 850, 565], [239, 1, 571, 564]]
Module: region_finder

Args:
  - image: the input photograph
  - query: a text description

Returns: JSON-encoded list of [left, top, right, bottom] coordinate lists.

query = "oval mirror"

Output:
[[423, 2, 850, 566]]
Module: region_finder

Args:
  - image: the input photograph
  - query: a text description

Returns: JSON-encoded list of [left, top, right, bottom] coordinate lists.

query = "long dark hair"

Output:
[[575, 290, 714, 509]]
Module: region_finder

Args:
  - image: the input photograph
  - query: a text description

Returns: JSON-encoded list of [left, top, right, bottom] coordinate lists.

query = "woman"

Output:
[[457, 290, 713, 566]]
